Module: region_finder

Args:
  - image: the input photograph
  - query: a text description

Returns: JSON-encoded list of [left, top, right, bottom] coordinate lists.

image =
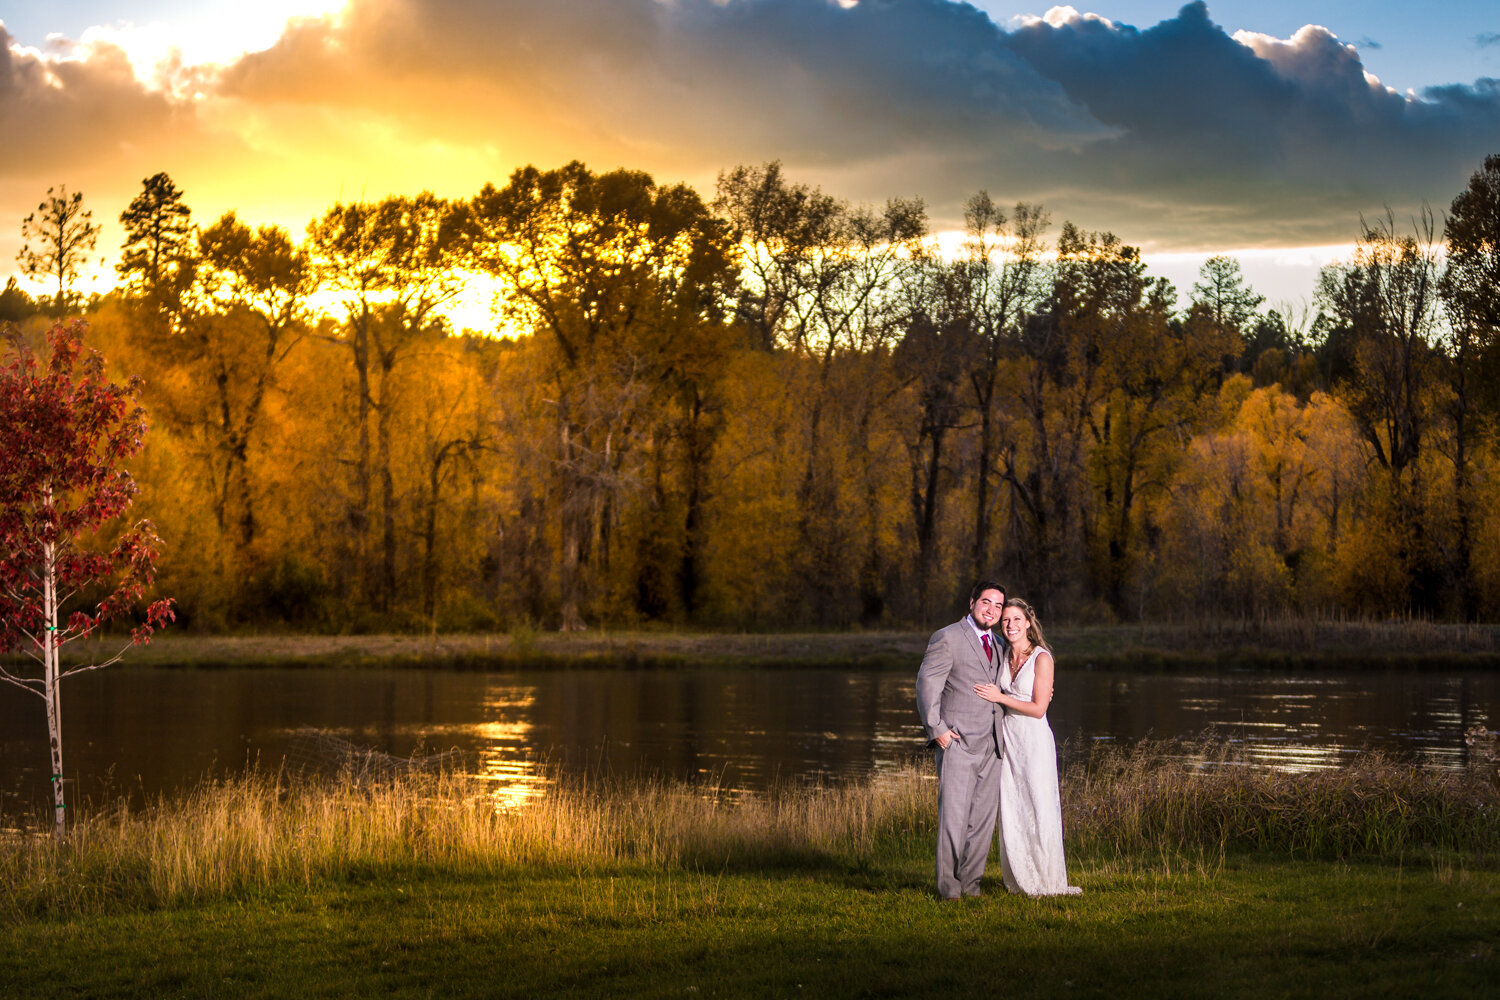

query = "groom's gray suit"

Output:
[[917, 616, 1004, 899]]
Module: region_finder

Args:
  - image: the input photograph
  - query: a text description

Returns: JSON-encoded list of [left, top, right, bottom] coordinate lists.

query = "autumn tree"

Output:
[[1236, 385, 1313, 558], [894, 267, 974, 622], [1440, 153, 1500, 617], [0, 323, 173, 838], [999, 224, 1146, 609], [712, 161, 843, 354], [1443, 153, 1500, 311], [16, 186, 100, 316], [953, 194, 1049, 582], [629, 296, 745, 620], [473, 163, 739, 628], [26, 164, 1493, 630], [404, 336, 494, 621], [194, 213, 319, 550], [891, 196, 1049, 622], [308, 194, 469, 610], [1090, 286, 1235, 613], [715, 162, 925, 622], [1317, 209, 1445, 609], [1155, 378, 1275, 615], [116, 185, 322, 599], [1152, 376, 1368, 616]]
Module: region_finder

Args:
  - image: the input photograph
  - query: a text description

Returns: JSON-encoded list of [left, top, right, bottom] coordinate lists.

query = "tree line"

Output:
[[6, 155, 1500, 630]]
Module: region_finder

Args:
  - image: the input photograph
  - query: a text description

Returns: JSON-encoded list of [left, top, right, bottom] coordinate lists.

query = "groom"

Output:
[[916, 580, 1007, 899]]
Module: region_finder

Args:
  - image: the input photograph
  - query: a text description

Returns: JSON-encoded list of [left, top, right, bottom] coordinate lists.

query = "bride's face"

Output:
[[1000, 607, 1029, 644]]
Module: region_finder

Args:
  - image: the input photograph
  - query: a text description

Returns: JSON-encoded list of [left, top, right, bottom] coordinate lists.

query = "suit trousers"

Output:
[[934, 736, 1002, 899]]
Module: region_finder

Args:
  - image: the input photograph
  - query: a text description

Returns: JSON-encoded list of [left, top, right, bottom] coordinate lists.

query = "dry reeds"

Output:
[[1062, 734, 1500, 859], [3, 737, 1496, 919], [0, 764, 933, 916]]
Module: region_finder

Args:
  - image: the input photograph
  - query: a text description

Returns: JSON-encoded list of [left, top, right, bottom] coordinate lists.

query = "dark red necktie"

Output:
[[981, 634, 992, 660]]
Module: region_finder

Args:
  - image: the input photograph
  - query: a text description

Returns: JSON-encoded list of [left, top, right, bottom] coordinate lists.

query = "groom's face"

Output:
[[970, 589, 1005, 628]]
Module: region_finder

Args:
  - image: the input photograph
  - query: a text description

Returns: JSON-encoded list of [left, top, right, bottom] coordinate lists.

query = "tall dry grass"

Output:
[[0, 765, 932, 916], [3, 735, 1496, 918], [1062, 732, 1500, 859]]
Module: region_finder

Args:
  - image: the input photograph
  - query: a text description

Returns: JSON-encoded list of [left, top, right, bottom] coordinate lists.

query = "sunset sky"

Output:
[[4, 1, 1499, 312]]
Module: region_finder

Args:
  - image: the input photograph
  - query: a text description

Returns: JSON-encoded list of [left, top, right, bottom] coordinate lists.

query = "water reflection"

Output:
[[0, 664, 1495, 819], [470, 682, 548, 811], [1237, 743, 1350, 774]]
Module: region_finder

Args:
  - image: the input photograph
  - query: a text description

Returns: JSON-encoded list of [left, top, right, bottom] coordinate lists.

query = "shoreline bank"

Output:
[[15, 620, 1500, 672]]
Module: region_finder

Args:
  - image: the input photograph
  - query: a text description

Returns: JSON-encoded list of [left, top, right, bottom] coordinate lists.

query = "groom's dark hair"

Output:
[[969, 580, 1007, 603]]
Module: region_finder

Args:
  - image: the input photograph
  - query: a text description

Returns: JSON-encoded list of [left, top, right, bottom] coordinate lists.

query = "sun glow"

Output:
[[302, 271, 523, 340], [66, 2, 348, 89]]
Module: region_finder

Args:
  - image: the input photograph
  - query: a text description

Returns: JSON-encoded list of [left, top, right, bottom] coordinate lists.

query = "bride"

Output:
[[974, 598, 1082, 897]]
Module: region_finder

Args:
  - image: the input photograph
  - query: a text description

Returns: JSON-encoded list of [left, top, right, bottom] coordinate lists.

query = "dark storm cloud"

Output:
[[210, 0, 1500, 246], [216, 0, 1110, 165], [998, 2, 1500, 244]]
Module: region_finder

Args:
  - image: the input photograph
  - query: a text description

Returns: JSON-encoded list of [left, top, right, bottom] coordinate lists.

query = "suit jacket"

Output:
[[916, 617, 1004, 754]]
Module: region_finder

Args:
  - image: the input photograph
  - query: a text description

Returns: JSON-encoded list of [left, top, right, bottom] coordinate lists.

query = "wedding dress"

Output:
[[997, 646, 1082, 896]]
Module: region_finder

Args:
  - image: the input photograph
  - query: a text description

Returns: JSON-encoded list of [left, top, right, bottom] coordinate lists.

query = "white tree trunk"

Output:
[[42, 496, 65, 840]]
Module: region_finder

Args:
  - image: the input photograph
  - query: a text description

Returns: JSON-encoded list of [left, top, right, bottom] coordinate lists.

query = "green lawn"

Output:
[[3, 854, 1495, 999]]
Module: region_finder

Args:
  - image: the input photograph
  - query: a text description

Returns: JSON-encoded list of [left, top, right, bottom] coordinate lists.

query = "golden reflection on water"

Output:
[[401, 683, 553, 811], [472, 683, 552, 812], [471, 719, 551, 811], [471, 680, 555, 815]]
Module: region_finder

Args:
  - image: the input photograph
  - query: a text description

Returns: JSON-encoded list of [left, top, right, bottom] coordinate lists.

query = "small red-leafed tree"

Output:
[[0, 321, 174, 839]]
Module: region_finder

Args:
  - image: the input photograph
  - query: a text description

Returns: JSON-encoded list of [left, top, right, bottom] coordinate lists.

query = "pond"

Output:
[[1, 664, 1496, 818]]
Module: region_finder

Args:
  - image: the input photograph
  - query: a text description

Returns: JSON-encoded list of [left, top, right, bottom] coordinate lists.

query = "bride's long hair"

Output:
[[1003, 598, 1051, 653]]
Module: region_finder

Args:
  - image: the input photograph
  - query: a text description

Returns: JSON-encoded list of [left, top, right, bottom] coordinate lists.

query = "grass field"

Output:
[[2, 856, 1495, 999], [3, 740, 1497, 998]]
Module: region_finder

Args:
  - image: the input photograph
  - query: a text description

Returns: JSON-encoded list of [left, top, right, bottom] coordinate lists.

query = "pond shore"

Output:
[[36, 619, 1500, 671]]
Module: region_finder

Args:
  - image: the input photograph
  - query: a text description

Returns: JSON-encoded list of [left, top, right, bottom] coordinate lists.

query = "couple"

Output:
[[916, 580, 1081, 899]]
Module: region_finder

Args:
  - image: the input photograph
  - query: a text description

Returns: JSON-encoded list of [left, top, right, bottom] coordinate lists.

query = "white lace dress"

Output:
[[997, 646, 1082, 896]]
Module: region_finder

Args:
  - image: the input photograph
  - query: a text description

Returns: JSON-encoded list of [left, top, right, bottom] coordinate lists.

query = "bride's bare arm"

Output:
[[1019, 651, 1055, 717]]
